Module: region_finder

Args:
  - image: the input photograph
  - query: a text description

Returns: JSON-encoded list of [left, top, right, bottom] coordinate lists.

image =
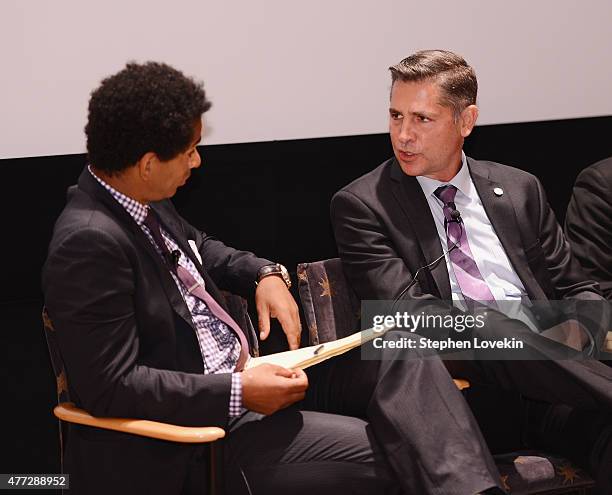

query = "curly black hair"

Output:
[[85, 62, 211, 174]]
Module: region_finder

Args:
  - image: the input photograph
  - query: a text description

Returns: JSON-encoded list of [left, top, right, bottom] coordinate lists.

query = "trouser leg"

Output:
[[303, 330, 504, 495], [225, 408, 400, 495], [445, 355, 612, 411]]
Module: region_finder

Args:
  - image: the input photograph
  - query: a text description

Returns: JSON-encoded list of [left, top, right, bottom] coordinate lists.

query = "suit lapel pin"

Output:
[[493, 187, 504, 197]]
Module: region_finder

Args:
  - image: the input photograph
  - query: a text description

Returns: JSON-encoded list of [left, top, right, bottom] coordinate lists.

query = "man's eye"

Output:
[[390, 112, 402, 120], [417, 115, 431, 123]]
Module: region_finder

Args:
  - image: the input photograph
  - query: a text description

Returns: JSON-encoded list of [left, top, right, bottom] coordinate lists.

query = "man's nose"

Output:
[[191, 150, 201, 169], [398, 121, 416, 144]]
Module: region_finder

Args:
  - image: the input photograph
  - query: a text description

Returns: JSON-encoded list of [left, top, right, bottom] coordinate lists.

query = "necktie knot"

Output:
[[434, 184, 457, 205], [143, 209, 173, 262], [143, 208, 160, 232]]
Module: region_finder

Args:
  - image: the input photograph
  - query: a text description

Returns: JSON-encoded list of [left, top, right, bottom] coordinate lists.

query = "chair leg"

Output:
[[209, 439, 225, 495]]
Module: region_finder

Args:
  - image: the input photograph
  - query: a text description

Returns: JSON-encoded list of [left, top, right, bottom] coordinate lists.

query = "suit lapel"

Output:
[[78, 169, 197, 329], [389, 161, 451, 299], [150, 204, 233, 315], [151, 204, 248, 357], [467, 158, 544, 300]]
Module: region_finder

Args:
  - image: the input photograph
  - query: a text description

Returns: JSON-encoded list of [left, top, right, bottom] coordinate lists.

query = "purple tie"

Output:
[[144, 210, 250, 371], [434, 185, 496, 303]]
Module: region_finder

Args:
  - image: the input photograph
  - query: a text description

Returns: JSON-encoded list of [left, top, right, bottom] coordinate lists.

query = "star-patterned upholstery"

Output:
[[297, 258, 360, 345], [495, 451, 595, 494], [296, 258, 596, 494], [42, 306, 71, 460]]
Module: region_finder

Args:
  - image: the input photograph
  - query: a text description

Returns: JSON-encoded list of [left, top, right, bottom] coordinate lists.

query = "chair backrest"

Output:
[[297, 258, 361, 345], [42, 307, 71, 470], [42, 307, 70, 404]]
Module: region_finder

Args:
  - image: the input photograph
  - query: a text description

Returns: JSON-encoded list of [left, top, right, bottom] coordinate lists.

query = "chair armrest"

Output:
[[606, 331, 612, 352], [453, 379, 470, 391], [54, 403, 225, 443]]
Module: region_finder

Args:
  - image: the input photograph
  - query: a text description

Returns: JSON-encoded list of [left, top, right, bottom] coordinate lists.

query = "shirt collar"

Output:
[[416, 151, 471, 200], [88, 165, 149, 225]]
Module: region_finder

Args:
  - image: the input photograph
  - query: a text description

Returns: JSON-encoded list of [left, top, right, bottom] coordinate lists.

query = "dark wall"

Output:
[[4, 115, 611, 304], [1, 115, 611, 476]]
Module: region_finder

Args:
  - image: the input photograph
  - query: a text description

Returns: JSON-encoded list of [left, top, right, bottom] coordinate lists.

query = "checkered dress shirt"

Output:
[[89, 166, 242, 416]]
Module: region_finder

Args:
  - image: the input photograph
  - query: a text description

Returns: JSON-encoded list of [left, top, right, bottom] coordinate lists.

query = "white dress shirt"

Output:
[[416, 152, 529, 307]]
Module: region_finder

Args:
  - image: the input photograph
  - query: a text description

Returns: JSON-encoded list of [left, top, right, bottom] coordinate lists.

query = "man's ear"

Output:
[[459, 105, 479, 138], [137, 152, 158, 181]]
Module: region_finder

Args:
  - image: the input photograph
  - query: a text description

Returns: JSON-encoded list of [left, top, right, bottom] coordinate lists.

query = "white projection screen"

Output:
[[1, 0, 611, 159]]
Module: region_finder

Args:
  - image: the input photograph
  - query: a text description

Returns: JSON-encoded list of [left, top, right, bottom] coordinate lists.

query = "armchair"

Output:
[[42, 290, 254, 495]]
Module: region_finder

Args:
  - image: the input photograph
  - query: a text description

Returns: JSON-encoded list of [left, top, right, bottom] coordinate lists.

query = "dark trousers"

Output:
[[226, 329, 612, 495], [226, 331, 504, 495]]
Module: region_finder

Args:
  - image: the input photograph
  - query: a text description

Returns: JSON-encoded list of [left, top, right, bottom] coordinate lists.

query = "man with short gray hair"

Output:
[[332, 49, 612, 494]]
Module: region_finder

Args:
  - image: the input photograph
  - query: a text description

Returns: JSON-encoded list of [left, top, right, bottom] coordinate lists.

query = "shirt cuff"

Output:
[[229, 372, 243, 417]]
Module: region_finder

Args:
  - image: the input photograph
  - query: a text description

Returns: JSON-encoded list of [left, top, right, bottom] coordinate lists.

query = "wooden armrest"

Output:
[[54, 403, 225, 443], [605, 331, 612, 352], [453, 379, 470, 391]]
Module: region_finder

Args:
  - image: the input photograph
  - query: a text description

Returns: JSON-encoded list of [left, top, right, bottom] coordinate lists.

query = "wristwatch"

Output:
[[256, 263, 292, 289]]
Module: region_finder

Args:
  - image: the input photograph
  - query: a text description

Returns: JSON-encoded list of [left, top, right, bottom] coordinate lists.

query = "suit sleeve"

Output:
[[331, 188, 541, 346], [530, 174, 609, 352], [43, 227, 233, 427], [531, 174, 603, 301], [331, 189, 436, 302], [564, 166, 612, 300], [163, 200, 272, 296], [197, 233, 271, 295]]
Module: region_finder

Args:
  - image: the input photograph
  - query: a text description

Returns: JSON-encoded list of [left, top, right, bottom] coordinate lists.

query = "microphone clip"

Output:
[[165, 250, 181, 269], [449, 209, 462, 223]]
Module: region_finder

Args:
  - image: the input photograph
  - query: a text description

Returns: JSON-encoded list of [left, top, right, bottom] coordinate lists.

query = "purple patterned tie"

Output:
[[144, 210, 250, 371], [434, 185, 496, 303]]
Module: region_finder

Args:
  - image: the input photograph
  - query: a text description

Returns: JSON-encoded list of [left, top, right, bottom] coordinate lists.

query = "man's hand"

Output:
[[540, 319, 591, 352], [255, 275, 301, 349], [241, 364, 308, 415]]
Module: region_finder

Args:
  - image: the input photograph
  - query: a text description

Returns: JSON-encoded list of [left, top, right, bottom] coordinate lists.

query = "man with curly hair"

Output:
[[43, 62, 419, 495]]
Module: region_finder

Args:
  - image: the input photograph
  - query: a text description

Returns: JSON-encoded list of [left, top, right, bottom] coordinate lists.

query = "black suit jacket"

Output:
[[565, 157, 612, 300], [42, 168, 271, 494], [331, 156, 603, 316]]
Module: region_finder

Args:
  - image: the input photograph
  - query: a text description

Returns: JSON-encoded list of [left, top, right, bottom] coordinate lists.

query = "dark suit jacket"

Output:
[[42, 168, 271, 494], [331, 156, 605, 341], [565, 157, 612, 300]]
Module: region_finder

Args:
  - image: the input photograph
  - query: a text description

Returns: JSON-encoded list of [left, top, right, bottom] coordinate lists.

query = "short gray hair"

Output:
[[389, 50, 477, 118]]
